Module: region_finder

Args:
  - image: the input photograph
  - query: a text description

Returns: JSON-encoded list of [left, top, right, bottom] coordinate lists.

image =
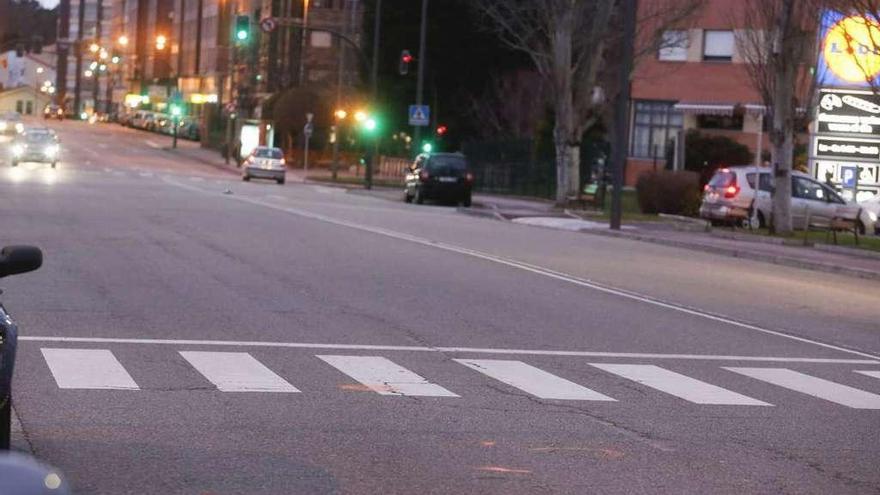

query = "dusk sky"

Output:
[[39, 0, 59, 8]]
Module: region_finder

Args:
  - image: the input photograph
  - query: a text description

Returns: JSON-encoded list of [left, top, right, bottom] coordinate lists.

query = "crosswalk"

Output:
[[36, 348, 880, 410]]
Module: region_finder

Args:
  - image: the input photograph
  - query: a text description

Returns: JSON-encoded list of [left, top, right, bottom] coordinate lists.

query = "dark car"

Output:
[[404, 152, 473, 206], [43, 104, 64, 120], [0, 246, 42, 449]]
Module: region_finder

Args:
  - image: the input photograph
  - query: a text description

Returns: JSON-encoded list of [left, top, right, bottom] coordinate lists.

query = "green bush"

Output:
[[636, 170, 702, 216], [685, 130, 753, 184]]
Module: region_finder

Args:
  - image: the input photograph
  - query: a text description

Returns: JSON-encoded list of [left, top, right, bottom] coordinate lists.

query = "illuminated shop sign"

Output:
[[819, 11, 880, 87], [814, 136, 880, 161], [815, 89, 880, 135], [814, 159, 880, 201]]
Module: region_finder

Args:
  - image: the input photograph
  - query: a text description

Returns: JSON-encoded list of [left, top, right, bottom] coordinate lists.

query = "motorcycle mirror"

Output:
[[0, 246, 42, 278]]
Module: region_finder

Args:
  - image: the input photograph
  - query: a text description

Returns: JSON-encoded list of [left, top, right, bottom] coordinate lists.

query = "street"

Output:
[[2, 120, 880, 494]]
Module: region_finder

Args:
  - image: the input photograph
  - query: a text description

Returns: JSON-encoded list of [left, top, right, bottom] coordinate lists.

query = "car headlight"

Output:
[[0, 122, 6, 131], [45, 145, 59, 156], [12, 144, 24, 156], [14, 123, 24, 133], [869, 211, 879, 222]]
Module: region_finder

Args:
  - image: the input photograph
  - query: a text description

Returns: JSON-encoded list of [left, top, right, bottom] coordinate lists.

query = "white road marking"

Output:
[[179, 351, 299, 392], [145, 140, 161, 149], [18, 336, 878, 364], [189, 176, 204, 182], [455, 359, 615, 401], [592, 363, 770, 406], [161, 176, 880, 362], [139, 171, 153, 177], [725, 367, 880, 409], [41, 348, 139, 390], [317, 355, 459, 397], [855, 370, 880, 380]]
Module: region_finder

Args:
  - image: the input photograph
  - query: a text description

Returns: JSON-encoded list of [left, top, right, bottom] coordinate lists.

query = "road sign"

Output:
[[260, 17, 278, 33], [841, 165, 858, 188], [303, 122, 314, 138], [408, 105, 429, 126]]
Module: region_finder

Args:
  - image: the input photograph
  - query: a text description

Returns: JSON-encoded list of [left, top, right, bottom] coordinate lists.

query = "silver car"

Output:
[[700, 166, 865, 233], [242, 147, 286, 184]]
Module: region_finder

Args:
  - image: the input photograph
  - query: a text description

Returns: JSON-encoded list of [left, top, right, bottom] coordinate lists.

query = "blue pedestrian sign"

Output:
[[841, 165, 858, 188], [408, 105, 430, 126]]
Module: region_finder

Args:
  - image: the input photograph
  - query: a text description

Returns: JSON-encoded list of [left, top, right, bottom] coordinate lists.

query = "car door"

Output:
[[792, 176, 834, 229]]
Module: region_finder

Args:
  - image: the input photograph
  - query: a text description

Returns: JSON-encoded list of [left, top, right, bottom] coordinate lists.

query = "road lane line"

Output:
[[855, 370, 880, 380], [725, 367, 880, 409], [592, 363, 771, 406], [18, 336, 879, 364], [145, 140, 161, 149], [317, 355, 459, 397], [455, 359, 615, 401], [161, 176, 880, 362], [179, 351, 299, 392], [41, 348, 139, 390]]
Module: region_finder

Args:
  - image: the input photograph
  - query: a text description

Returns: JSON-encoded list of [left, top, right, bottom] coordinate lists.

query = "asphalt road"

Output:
[[2, 120, 879, 494]]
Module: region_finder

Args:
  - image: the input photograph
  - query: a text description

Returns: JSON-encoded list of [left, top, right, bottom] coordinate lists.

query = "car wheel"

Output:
[[0, 397, 11, 450], [414, 187, 425, 204], [51, 162, 56, 169], [461, 195, 472, 207], [11, 161, 17, 167], [242, 175, 250, 182], [277, 177, 285, 185]]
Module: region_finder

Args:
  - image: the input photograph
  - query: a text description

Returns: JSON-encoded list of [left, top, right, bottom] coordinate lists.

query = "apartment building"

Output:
[[628, 0, 764, 185]]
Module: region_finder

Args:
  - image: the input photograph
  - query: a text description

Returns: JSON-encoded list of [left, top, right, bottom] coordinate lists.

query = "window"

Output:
[[703, 30, 735, 61], [630, 101, 682, 158], [253, 148, 283, 159], [658, 30, 689, 61], [25, 101, 33, 115], [746, 172, 773, 192], [793, 177, 827, 201], [310, 31, 332, 48], [427, 156, 467, 174], [697, 114, 743, 130], [15, 100, 23, 113]]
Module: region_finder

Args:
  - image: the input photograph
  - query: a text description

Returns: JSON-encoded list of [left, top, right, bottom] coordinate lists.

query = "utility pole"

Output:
[[413, 0, 428, 152], [297, 0, 310, 86], [73, 0, 86, 117], [365, 0, 381, 190], [609, 0, 636, 230], [56, 0, 70, 111]]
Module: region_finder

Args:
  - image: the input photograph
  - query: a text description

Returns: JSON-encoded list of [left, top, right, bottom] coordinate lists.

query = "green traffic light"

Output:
[[422, 142, 433, 153], [236, 30, 248, 41], [170, 106, 182, 117], [365, 118, 377, 131]]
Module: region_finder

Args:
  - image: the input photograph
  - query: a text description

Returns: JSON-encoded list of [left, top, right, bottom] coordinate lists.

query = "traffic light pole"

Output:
[[609, 0, 636, 230], [365, 0, 382, 190], [413, 0, 428, 153]]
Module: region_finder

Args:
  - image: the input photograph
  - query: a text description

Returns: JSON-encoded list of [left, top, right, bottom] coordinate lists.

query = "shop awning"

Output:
[[673, 102, 768, 116]]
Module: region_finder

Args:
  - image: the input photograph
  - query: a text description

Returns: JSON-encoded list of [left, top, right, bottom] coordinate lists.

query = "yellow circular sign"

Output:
[[824, 16, 880, 83]]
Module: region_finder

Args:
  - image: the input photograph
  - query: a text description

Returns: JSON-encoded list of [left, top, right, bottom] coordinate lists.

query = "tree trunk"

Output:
[[551, 5, 574, 206], [568, 144, 580, 196], [770, 0, 796, 235], [554, 138, 569, 204]]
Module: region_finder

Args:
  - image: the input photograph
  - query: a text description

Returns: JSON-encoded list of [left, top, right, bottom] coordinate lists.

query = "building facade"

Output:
[[628, 0, 765, 185]]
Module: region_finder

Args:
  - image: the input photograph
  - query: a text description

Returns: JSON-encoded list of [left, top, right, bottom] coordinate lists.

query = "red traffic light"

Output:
[[402, 53, 413, 63], [436, 125, 448, 136]]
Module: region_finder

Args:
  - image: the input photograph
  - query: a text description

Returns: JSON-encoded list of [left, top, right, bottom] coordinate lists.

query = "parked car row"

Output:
[[120, 110, 200, 141], [700, 166, 878, 235]]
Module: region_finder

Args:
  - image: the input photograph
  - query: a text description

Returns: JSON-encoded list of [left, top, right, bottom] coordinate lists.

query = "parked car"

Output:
[[242, 146, 286, 184], [404, 152, 474, 206], [130, 111, 153, 129], [43, 104, 63, 120], [0, 113, 23, 137], [858, 194, 880, 235], [700, 166, 865, 232], [10, 128, 60, 168], [0, 245, 43, 449]]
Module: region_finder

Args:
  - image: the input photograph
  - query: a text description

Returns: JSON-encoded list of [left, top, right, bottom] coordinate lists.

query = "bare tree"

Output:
[[467, 70, 548, 140], [473, 0, 701, 205], [737, 0, 824, 235]]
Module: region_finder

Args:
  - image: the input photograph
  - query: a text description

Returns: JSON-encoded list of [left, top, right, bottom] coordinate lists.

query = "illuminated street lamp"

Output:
[[155, 35, 167, 50], [36, 67, 44, 74], [117, 35, 129, 46], [99, 50, 108, 60], [84, 69, 94, 78], [354, 110, 367, 122], [89, 61, 98, 70], [334, 109, 348, 120], [89, 43, 100, 53]]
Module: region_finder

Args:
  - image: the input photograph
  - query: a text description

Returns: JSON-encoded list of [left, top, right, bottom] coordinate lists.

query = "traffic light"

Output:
[[399, 50, 413, 75], [170, 104, 182, 117], [235, 15, 251, 43], [421, 142, 433, 153], [436, 125, 448, 136]]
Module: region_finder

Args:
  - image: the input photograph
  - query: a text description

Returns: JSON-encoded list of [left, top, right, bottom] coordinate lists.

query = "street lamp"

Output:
[[84, 69, 94, 78], [155, 35, 167, 50], [354, 110, 367, 122], [334, 109, 348, 120], [117, 35, 129, 46], [89, 43, 100, 53]]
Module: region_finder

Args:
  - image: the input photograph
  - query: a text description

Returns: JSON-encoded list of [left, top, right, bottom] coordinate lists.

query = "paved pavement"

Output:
[[2, 120, 879, 494]]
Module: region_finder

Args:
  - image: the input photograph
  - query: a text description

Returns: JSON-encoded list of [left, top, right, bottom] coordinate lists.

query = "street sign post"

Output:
[[304, 113, 314, 174], [260, 17, 278, 33], [408, 105, 429, 126]]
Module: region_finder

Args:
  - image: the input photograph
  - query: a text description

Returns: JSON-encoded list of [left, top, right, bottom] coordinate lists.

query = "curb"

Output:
[[813, 243, 880, 260], [160, 147, 239, 176], [457, 206, 880, 281]]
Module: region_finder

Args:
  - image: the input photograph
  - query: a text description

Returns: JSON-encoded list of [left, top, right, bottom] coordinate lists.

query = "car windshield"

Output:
[[24, 132, 53, 143], [253, 148, 283, 159], [427, 156, 467, 174]]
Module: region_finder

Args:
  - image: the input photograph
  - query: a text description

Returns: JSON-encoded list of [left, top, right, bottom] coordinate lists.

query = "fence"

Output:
[[463, 139, 556, 199]]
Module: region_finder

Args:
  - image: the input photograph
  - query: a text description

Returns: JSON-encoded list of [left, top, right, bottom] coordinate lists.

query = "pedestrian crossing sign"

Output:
[[409, 105, 430, 126]]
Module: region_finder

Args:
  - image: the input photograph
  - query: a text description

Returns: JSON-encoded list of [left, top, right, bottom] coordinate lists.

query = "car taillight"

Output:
[[724, 185, 739, 198], [464, 172, 474, 183], [419, 170, 430, 181], [703, 184, 710, 192]]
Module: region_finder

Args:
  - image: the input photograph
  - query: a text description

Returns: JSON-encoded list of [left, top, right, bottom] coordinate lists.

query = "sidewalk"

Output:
[[158, 145, 880, 280]]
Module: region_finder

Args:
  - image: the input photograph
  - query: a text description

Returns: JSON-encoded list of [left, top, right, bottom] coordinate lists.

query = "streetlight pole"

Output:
[[365, 0, 381, 190], [609, 0, 636, 230], [413, 0, 428, 151]]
